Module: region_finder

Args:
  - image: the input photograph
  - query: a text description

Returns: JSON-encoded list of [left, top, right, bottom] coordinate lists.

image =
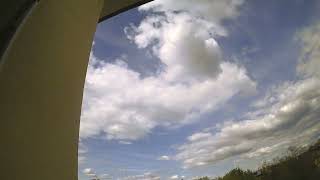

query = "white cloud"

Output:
[[177, 77, 320, 168], [83, 168, 112, 179], [297, 22, 320, 78], [100, 174, 112, 179], [187, 132, 212, 142], [175, 22, 320, 168], [78, 141, 88, 164], [122, 172, 160, 180], [126, 13, 224, 82], [125, 0, 246, 82], [170, 175, 180, 180], [83, 168, 96, 177], [80, 53, 255, 140], [78, 156, 86, 164], [139, 0, 245, 24], [169, 174, 185, 180], [80, 0, 255, 141], [157, 155, 171, 161], [126, 12, 224, 82]]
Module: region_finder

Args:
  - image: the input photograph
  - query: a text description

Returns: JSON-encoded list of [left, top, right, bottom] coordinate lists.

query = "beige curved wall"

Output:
[[0, 0, 103, 179], [0, 1, 153, 179]]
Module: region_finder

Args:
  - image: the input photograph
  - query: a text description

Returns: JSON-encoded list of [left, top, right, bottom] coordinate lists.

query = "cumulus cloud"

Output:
[[175, 22, 320, 168], [126, 13, 223, 82], [80, 53, 255, 140], [157, 155, 171, 161], [126, 0, 245, 82], [80, 0, 255, 141]]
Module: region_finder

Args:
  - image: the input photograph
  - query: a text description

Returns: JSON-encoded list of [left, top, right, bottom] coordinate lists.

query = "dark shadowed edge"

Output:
[[98, 0, 154, 23]]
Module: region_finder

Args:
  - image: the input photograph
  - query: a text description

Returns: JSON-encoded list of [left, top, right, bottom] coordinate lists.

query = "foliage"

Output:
[[195, 139, 320, 180], [216, 169, 256, 180]]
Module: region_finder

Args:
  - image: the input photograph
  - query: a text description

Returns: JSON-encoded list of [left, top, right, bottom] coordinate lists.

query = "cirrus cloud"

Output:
[[175, 22, 320, 168], [176, 77, 320, 168]]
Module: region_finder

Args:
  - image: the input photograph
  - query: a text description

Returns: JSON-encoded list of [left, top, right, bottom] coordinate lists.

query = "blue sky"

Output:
[[79, 0, 320, 179]]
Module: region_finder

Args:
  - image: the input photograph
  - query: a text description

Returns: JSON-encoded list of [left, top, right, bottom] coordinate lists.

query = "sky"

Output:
[[78, 0, 320, 179]]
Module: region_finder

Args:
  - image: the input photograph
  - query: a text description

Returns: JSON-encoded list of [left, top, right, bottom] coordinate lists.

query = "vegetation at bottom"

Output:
[[196, 139, 320, 180]]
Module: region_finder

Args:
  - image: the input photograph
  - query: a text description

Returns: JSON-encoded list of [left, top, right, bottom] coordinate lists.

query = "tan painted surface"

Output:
[[0, 0, 103, 179], [0, 0, 154, 179]]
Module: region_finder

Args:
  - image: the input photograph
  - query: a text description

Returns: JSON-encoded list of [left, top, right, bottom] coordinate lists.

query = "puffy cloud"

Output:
[[126, 12, 224, 82], [125, 0, 247, 82], [157, 155, 171, 161], [125, 0, 246, 82], [175, 21, 320, 168], [80, 0, 255, 141], [80, 53, 255, 140], [80, 0, 255, 140]]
